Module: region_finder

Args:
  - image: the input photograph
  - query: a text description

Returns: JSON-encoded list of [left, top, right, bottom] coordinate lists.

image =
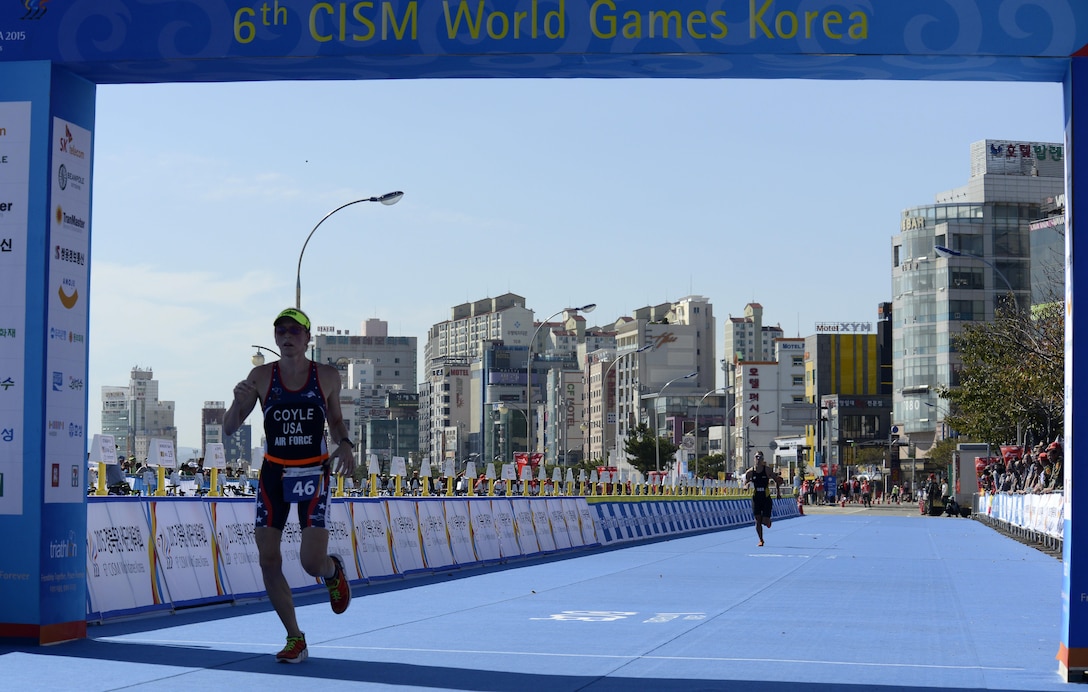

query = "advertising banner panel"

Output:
[[417, 499, 454, 570], [469, 499, 500, 563], [511, 498, 540, 556], [386, 499, 426, 575], [148, 499, 226, 608], [442, 499, 477, 567], [86, 498, 160, 619], [350, 500, 395, 580]]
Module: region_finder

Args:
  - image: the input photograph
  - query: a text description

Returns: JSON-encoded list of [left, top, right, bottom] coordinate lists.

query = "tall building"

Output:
[[892, 139, 1064, 453], [728, 337, 807, 475], [1030, 192, 1066, 305], [201, 401, 250, 469], [422, 294, 533, 464], [309, 318, 418, 465], [724, 303, 784, 364], [100, 367, 176, 463], [589, 296, 715, 472]]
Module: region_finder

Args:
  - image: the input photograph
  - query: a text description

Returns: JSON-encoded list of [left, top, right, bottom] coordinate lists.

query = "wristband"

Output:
[[340, 439, 355, 449]]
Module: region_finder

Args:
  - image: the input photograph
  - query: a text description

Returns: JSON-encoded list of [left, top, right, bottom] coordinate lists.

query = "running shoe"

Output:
[[324, 554, 351, 614], [276, 634, 308, 663]]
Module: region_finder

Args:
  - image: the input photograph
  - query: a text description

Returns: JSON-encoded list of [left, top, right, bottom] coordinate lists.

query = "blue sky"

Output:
[[86, 77, 1066, 450]]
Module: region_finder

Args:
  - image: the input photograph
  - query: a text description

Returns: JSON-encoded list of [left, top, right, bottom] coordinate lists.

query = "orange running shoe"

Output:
[[324, 554, 352, 614], [276, 634, 308, 663]]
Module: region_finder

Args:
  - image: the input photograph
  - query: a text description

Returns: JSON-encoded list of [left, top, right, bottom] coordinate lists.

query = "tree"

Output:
[[623, 423, 678, 477], [694, 453, 727, 479], [942, 300, 1063, 448]]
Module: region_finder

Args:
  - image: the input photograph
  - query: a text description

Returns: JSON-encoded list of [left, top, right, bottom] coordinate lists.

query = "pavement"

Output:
[[0, 506, 1068, 691]]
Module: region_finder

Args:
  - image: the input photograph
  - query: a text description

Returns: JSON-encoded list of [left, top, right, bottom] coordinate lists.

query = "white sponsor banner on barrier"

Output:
[[327, 502, 361, 581], [417, 499, 455, 569], [511, 498, 541, 556], [279, 520, 320, 590], [386, 499, 426, 574], [351, 500, 395, 580], [490, 497, 522, 559], [574, 499, 600, 546], [546, 498, 573, 551], [982, 492, 1064, 539], [149, 499, 224, 606], [532, 501, 557, 552], [442, 499, 477, 566], [87, 500, 159, 618], [560, 498, 584, 549], [209, 500, 262, 598], [469, 499, 501, 562]]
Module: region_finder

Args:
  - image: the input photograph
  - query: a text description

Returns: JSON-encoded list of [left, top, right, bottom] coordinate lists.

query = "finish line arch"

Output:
[[1, 0, 1087, 679]]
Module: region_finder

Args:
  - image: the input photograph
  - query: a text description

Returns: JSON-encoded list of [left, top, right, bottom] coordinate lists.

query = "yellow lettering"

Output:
[[751, 0, 773, 38], [310, 3, 335, 42], [649, 10, 681, 39], [622, 10, 640, 39], [544, 0, 564, 39], [823, 10, 842, 39], [590, 0, 615, 39], [354, 2, 375, 40], [710, 11, 728, 38], [775, 10, 796, 39], [687, 10, 706, 40], [514, 9, 528, 38], [848, 11, 868, 39], [443, 1, 485, 39], [487, 11, 509, 38], [234, 7, 256, 44], [383, 2, 416, 40]]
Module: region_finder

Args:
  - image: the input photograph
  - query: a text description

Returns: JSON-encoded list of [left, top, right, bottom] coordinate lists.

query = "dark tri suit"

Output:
[[256, 362, 332, 531], [750, 467, 774, 518]]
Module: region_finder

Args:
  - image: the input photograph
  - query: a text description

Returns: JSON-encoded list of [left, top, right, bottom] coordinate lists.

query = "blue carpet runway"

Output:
[[0, 511, 1067, 691]]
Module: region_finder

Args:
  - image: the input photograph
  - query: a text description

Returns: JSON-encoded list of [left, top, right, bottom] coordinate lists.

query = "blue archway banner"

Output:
[[4, 1, 1088, 83]]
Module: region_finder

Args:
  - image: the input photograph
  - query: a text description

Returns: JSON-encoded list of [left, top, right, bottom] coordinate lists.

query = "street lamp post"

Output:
[[250, 344, 280, 366], [693, 387, 731, 478], [651, 372, 698, 474], [526, 303, 595, 459], [934, 244, 1020, 313], [602, 344, 652, 463], [296, 191, 404, 309]]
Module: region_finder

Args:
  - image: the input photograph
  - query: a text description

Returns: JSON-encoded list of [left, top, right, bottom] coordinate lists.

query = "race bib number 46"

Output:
[[283, 466, 324, 503]]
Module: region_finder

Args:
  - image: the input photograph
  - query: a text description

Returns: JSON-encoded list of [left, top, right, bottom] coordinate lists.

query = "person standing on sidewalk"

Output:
[[744, 451, 782, 547], [225, 307, 356, 664]]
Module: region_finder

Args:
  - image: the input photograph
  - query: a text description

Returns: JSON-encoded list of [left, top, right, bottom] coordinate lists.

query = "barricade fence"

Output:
[[85, 495, 800, 622], [975, 491, 1064, 551]]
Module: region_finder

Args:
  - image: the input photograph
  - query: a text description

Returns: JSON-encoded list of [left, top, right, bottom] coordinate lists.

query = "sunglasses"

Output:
[[275, 325, 305, 336]]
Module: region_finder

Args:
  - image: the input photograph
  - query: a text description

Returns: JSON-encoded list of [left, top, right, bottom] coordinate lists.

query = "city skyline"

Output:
[[86, 78, 1066, 448]]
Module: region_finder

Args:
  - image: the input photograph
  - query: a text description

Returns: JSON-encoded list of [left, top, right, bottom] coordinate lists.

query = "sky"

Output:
[[86, 77, 1067, 451]]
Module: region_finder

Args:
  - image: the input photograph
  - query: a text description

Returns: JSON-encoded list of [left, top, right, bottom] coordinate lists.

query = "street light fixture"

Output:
[[601, 344, 652, 463], [934, 244, 1020, 313], [296, 191, 404, 309], [250, 344, 280, 366], [693, 387, 731, 477], [526, 303, 596, 460], [651, 371, 698, 473]]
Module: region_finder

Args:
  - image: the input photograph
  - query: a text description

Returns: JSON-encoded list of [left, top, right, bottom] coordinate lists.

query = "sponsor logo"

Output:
[[21, 1, 48, 20], [49, 327, 67, 341], [54, 205, 86, 231], [0, 327, 15, 338], [54, 245, 85, 265], [1, 428, 13, 442], [69, 376, 84, 391], [0, 238, 11, 252], [652, 332, 678, 350], [58, 280, 78, 309], [0, 376, 14, 391], [58, 124, 85, 159], [49, 532, 79, 560], [68, 422, 83, 438], [56, 164, 85, 192], [52, 371, 63, 391], [47, 419, 64, 435]]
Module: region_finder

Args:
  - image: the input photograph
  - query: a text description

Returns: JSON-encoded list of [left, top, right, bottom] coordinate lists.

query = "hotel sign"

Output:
[[815, 322, 872, 333]]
